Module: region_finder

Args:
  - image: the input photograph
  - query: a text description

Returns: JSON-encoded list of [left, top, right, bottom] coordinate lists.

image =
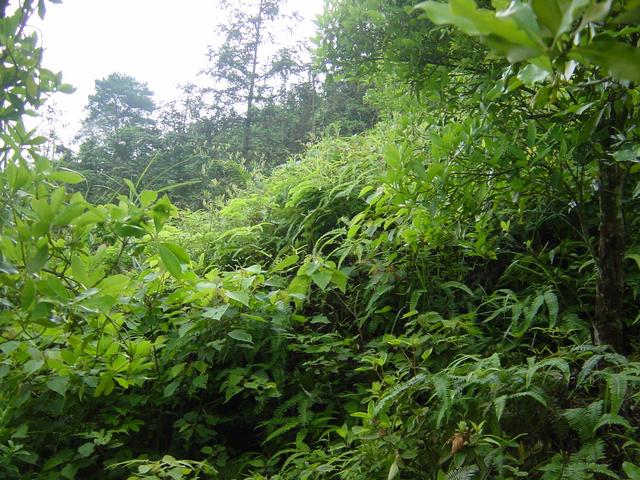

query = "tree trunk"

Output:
[[242, 0, 265, 159], [593, 120, 626, 352]]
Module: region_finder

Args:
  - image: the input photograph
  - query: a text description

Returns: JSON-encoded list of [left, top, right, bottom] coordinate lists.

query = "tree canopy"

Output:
[[80, 73, 155, 140]]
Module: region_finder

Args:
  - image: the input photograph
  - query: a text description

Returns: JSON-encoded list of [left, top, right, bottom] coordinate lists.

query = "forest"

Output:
[[1, 0, 640, 478]]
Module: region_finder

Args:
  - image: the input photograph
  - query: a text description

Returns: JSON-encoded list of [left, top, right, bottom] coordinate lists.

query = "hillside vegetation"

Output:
[[1, 0, 640, 479]]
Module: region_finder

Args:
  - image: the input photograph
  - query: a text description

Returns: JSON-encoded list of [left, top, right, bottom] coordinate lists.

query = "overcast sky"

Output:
[[29, 0, 324, 143]]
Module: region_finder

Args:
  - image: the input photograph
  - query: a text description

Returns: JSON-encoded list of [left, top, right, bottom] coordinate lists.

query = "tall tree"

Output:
[[204, 0, 297, 160], [79, 72, 155, 141], [72, 73, 159, 202]]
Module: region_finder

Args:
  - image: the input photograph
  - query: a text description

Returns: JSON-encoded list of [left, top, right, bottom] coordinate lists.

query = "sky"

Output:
[[29, 0, 325, 144]]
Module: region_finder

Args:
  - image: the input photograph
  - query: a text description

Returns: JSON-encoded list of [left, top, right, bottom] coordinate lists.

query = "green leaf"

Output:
[[497, 0, 545, 47], [21, 280, 36, 309], [98, 274, 130, 296], [531, 0, 561, 36], [160, 242, 190, 264], [158, 244, 182, 279], [94, 375, 115, 397], [192, 373, 208, 389], [225, 291, 250, 307], [417, 0, 542, 50], [606, 373, 628, 415], [26, 75, 38, 98], [272, 254, 299, 272], [331, 270, 349, 293], [46, 376, 69, 397], [623, 462, 640, 480], [58, 83, 76, 94], [70, 255, 89, 286], [152, 196, 174, 232], [578, 107, 605, 145], [572, 41, 640, 82], [582, 0, 613, 24], [613, 148, 637, 163], [164, 379, 181, 397], [31, 302, 54, 324], [48, 168, 85, 184], [202, 304, 229, 320], [228, 329, 253, 343], [544, 290, 559, 326], [311, 269, 333, 290], [140, 189, 158, 207], [23, 358, 44, 375], [26, 244, 48, 274], [52, 203, 86, 227], [178, 321, 196, 338], [61, 463, 78, 480], [77, 442, 95, 458], [494, 395, 507, 420], [37, 277, 70, 301], [518, 63, 550, 85], [555, 0, 590, 41], [114, 223, 147, 238], [388, 461, 399, 480]]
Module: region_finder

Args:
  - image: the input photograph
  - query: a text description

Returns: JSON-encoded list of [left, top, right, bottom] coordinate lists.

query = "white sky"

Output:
[[29, 0, 324, 144]]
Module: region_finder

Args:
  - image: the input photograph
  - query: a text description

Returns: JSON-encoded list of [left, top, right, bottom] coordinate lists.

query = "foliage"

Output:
[[1, 0, 640, 479]]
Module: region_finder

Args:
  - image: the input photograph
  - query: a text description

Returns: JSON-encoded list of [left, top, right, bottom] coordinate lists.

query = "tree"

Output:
[[79, 72, 155, 141], [204, 0, 303, 160]]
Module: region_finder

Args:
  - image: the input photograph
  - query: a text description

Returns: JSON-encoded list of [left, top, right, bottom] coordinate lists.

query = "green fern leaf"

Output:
[[544, 290, 559, 326], [605, 372, 628, 415], [263, 420, 301, 444], [528, 293, 545, 323], [577, 355, 604, 385], [447, 465, 479, 480], [593, 413, 632, 433], [563, 401, 603, 443]]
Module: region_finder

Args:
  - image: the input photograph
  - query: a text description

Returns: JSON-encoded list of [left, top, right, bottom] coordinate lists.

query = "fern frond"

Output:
[[527, 293, 545, 323], [563, 401, 603, 443], [589, 463, 618, 479], [373, 372, 428, 416], [544, 290, 559, 326], [577, 355, 604, 385], [573, 439, 606, 463], [526, 357, 570, 388], [605, 372, 628, 415], [593, 413, 632, 433], [447, 465, 479, 480], [262, 419, 301, 444]]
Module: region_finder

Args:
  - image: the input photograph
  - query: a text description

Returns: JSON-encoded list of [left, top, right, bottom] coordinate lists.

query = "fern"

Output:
[[604, 372, 628, 415], [525, 356, 571, 388], [447, 465, 479, 480], [593, 413, 632, 432], [563, 401, 603, 443], [577, 354, 604, 385], [263, 420, 301, 444], [544, 290, 559, 326]]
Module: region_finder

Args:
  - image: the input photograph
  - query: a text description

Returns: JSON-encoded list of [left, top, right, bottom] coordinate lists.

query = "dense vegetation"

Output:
[[1, 0, 640, 479]]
